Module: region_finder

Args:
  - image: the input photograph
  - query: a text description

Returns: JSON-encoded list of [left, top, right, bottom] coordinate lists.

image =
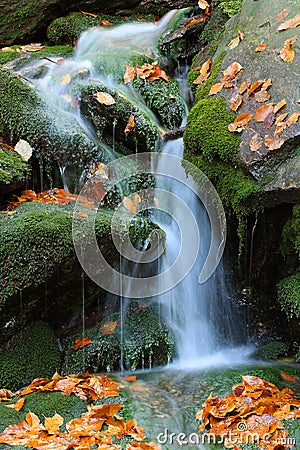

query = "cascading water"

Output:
[[20, 10, 250, 368]]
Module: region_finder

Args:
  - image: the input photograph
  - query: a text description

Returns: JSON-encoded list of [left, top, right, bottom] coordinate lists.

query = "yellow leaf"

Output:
[[20, 43, 44, 52], [198, 0, 209, 9], [44, 413, 64, 434], [94, 92, 116, 105], [14, 139, 32, 162], [61, 73, 71, 85], [123, 193, 141, 213], [5, 398, 25, 411], [274, 99, 286, 114], [100, 321, 118, 334], [124, 114, 135, 137]]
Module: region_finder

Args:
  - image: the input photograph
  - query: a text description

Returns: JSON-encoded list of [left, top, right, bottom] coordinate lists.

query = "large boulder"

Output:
[[0, 0, 193, 46]]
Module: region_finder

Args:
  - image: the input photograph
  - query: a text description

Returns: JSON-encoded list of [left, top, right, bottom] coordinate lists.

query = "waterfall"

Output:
[[19, 11, 250, 368]]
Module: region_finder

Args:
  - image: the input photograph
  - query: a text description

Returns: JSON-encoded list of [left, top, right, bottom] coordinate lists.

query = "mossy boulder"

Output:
[[277, 273, 300, 319], [0, 68, 98, 167], [0, 322, 61, 391], [0, 145, 29, 186], [251, 341, 288, 361], [63, 304, 175, 373], [0, 46, 73, 69], [79, 83, 160, 153], [132, 78, 185, 129]]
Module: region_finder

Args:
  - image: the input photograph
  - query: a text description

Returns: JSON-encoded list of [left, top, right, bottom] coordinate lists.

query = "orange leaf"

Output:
[[124, 114, 135, 137], [0, 389, 15, 402], [249, 133, 263, 152], [254, 90, 270, 103], [255, 43, 267, 52], [198, 0, 209, 9], [5, 398, 25, 412], [124, 376, 137, 382], [209, 82, 224, 95], [71, 336, 93, 350], [265, 134, 285, 150], [255, 104, 274, 122], [44, 413, 64, 434], [124, 66, 137, 83], [228, 113, 253, 132], [193, 58, 211, 85], [277, 13, 300, 31], [280, 36, 297, 62], [81, 11, 99, 18], [277, 8, 289, 23], [229, 93, 243, 111], [123, 192, 141, 213], [100, 321, 118, 335], [261, 78, 272, 91], [280, 371, 297, 382], [222, 62, 243, 83], [238, 80, 250, 94], [100, 19, 114, 26], [247, 80, 265, 96], [274, 99, 286, 114], [61, 73, 71, 85], [286, 111, 300, 126], [21, 190, 37, 200]]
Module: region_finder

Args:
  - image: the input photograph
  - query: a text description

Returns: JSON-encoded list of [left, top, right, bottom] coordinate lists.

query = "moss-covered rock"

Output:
[[251, 341, 288, 361], [0, 46, 73, 68], [0, 145, 29, 185], [0, 322, 61, 391], [277, 273, 300, 319], [0, 68, 98, 167], [132, 78, 185, 129], [184, 96, 240, 162], [280, 205, 300, 260], [63, 304, 175, 373], [79, 82, 160, 153]]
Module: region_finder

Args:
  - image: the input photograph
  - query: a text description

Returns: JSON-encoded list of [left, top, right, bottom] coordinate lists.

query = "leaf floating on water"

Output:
[[94, 91, 116, 105], [100, 321, 118, 335], [274, 99, 286, 114], [124, 114, 135, 137], [229, 93, 243, 111], [193, 58, 211, 85], [265, 134, 285, 150], [277, 8, 289, 23], [280, 35, 297, 62], [255, 43, 267, 52], [277, 13, 300, 31], [71, 337, 93, 350], [14, 139, 32, 162], [60, 73, 71, 85], [124, 65, 137, 83], [228, 113, 252, 132], [249, 133, 263, 152], [5, 398, 25, 412]]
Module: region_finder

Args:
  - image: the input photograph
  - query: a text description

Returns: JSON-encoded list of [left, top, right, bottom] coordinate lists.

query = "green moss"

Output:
[[184, 96, 240, 162], [218, 0, 242, 17], [277, 273, 300, 319], [63, 305, 175, 373], [79, 82, 159, 153], [0, 68, 98, 167], [0, 146, 29, 185], [0, 322, 61, 391], [280, 205, 300, 259], [132, 78, 185, 129], [251, 342, 288, 361]]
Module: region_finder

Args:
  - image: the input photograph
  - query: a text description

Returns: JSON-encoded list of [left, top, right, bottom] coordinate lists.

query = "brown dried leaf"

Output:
[[124, 114, 135, 137], [255, 91, 270, 103], [255, 104, 274, 122], [265, 134, 285, 150], [255, 43, 267, 52], [123, 193, 141, 213], [228, 113, 253, 132], [247, 80, 265, 96], [286, 112, 300, 127], [277, 13, 300, 31], [100, 19, 114, 26], [209, 82, 224, 95], [71, 337, 93, 350], [238, 80, 250, 94], [277, 8, 289, 23], [274, 99, 286, 114], [276, 113, 288, 124], [229, 30, 245, 49], [124, 66, 137, 83], [230, 93, 243, 111], [193, 58, 211, 84], [280, 36, 297, 62], [261, 79, 272, 91], [250, 133, 263, 152], [198, 0, 209, 9], [221, 62, 243, 83], [94, 92, 116, 105]]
